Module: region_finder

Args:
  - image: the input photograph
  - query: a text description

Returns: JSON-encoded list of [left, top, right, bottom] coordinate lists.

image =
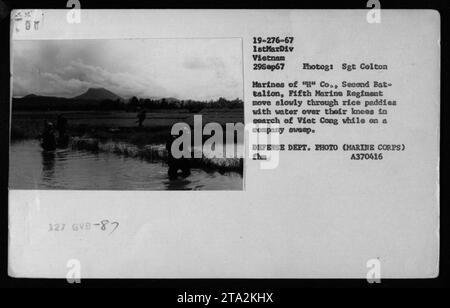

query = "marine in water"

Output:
[[166, 132, 191, 180], [41, 121, 57, 151]]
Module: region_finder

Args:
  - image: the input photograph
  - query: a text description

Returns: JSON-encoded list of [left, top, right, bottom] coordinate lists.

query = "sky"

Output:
[[12, 38, 243, 101]]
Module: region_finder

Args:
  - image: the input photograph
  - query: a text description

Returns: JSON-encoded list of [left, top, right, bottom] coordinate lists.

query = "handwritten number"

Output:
[[109, 222, 120, 235]]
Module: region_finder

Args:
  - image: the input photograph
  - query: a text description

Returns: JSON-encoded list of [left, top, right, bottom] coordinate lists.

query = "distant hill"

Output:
[[22, 94, 38, 99], [21, 93, 63, 100], [11, 89, 243, 111], [73, 88, 123, 101], [12, 88, 123, 111]]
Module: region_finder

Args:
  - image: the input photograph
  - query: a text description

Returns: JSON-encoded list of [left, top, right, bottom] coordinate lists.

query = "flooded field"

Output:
[[9, 140, 243, 190]]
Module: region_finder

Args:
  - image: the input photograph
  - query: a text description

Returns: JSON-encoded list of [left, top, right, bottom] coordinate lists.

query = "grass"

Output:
[[11, 109, 245, 173], [10, 119, 44, 140], [71, 137, 244, 173], [68, 124, 171, 146], [10, 118, 170, 144], [11, 110, 244, 145]]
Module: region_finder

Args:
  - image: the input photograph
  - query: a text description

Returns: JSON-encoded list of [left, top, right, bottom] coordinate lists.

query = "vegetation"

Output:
[[11, 110, 244, 143], [12, 96, 244, 112], [71, 137, 243, 173], [11, 96, 245, 174]]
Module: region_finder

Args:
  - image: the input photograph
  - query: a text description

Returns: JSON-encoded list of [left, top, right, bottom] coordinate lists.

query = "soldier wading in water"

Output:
[[165, 131, 191, 180]]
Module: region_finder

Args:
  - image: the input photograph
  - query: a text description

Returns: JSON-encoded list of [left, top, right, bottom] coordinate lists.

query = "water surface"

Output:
[[9, 140, 243, 190]]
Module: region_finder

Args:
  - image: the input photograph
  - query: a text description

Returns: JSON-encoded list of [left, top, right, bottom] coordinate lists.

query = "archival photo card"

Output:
[[7, 9, 440, 279]]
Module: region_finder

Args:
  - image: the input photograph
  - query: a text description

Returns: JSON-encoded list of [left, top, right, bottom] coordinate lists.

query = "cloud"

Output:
[[184, 56, 211, 70], [183, 56, 227, 77], [14, 57, 170, 99], [12, 39, 243, 101]]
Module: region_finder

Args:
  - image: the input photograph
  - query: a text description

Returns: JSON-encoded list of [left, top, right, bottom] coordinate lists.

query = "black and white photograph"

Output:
[[9, 38, 244, 190]]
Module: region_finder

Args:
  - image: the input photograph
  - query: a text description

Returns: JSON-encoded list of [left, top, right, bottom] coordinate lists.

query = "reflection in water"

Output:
[[163, 178, 193, 190], [41, 151, 55, 177], [10, 140, 243, 190]]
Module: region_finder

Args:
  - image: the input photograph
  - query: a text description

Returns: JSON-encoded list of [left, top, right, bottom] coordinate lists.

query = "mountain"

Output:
[[73, 88, 123, 101], [22, 94, 38, 99]]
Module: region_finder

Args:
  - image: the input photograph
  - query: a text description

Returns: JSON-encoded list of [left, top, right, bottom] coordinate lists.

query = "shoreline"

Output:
[[11, 110, 245, 174], [70, 137, 244, 174], [11, 135, 244, 175]]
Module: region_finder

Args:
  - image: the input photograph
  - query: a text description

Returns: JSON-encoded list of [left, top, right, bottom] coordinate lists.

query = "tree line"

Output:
[[126, 97, 243, 112], [13, 96, 244, 112]]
